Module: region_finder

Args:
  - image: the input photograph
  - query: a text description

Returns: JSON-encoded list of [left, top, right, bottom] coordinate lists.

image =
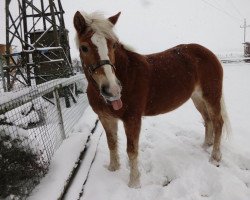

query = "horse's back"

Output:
[[144, 43, 223, 116]]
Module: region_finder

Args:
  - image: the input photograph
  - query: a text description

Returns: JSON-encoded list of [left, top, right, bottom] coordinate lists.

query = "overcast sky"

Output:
[[1, 0, 250, 57]]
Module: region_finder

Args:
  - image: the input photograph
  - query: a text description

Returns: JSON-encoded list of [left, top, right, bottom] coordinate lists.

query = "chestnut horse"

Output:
[[74, 11, 230, 188]]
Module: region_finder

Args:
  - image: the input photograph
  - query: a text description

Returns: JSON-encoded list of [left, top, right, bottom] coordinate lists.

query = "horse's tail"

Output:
[[220, 93, 231, 137]]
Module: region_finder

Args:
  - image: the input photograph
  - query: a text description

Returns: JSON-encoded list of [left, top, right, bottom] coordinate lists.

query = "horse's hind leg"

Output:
[[99, 114, 120, 171], [205, 100, 224, 165], [191, 90, 214, 148]]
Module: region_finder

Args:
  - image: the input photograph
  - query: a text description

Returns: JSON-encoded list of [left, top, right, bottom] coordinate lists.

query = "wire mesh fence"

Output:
[[0, 74, 88, 199]]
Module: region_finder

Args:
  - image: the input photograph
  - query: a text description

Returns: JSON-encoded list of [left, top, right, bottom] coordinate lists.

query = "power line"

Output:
[[208, 0, 227, 13], [228, 0, 244, 18], [200, 0, 242, 23], [209, 0, 243, 19]]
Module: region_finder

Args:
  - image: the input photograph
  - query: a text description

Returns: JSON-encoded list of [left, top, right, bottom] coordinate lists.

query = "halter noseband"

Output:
[[81, 59, 116, 92], [86, 60, 116, 75]]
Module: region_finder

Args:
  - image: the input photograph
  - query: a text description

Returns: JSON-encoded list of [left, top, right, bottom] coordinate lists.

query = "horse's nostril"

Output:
[[101, 85, 112, 97]]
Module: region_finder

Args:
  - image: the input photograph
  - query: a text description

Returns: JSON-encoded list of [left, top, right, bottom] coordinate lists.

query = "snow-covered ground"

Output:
[[80, 63, 250, 200], [17, 62, 250, 200], [28, 107, 98, 200]]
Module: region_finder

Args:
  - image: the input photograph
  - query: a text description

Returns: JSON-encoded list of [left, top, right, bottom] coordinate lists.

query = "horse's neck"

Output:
[[114, 44, 148, 87], [114, 45, 130, 68], [114, 45, 145, 72]]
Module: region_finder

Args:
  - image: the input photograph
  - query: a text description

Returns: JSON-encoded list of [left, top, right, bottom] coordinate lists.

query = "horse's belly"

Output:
[[144, 75, 195, 116], [144, 94, 190, 116]]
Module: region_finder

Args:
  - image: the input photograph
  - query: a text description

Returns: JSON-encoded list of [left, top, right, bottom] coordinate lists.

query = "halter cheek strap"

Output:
[[87, 60, 116, 75], [81, 59, 116, 93]]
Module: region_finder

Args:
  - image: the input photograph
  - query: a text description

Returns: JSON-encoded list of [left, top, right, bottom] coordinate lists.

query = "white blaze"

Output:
[[91, 33, 120, 96]]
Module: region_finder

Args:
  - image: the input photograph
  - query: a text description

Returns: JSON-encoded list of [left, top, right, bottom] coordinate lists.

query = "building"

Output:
[[0, 44, 7, 56], [243, 42, 250, 57], [0, 44, 14, 63]]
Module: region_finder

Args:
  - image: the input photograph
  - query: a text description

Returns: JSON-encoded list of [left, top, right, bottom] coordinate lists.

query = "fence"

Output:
[[0, 73, 88, 199]]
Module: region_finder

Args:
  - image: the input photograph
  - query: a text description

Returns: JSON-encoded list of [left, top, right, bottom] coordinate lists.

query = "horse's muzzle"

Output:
[[102, 93, 121, 102], [101, 90, 123, 110]]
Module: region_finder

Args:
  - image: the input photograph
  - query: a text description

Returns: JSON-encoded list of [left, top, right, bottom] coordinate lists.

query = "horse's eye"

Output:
[[81, 46, 88, 52]]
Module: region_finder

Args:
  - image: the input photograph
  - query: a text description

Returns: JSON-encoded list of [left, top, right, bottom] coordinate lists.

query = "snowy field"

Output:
[[81, 63, 250, 200]]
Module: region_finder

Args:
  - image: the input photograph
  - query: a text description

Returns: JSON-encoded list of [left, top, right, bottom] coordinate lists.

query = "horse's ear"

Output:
[[108, 12, 121, 25], [74, 11, 87, 34]]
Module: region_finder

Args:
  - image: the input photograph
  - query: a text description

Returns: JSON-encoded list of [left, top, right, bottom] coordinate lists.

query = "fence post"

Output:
[[0, 56, 7, 92], [53, 87, 66, 139]]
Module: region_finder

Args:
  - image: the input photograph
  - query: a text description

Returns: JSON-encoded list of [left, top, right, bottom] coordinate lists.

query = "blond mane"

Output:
[[75, 11, 119, 47], [75, 11, 136, 52]]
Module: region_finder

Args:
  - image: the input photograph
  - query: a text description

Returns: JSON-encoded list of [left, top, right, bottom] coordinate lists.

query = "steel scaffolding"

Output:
[[3, 0, 73, 91]]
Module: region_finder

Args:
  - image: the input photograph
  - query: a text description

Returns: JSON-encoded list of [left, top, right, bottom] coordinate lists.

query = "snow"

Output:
[[79, 63, 250, 200], [3, 100, 46, 128], [63, 124, 103, 200]]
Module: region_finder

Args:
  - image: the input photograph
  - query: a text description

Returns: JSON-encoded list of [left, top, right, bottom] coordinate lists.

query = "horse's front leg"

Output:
[[99, 114, 120, 171], [123, 118, 141, 188]]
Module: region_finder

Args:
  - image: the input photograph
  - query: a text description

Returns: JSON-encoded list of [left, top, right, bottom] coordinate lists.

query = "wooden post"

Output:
[[53, 87, 66, 139]]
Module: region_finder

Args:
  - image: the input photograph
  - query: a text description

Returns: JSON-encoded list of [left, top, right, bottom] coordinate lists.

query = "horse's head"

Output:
[[74, 11, 122, 110]]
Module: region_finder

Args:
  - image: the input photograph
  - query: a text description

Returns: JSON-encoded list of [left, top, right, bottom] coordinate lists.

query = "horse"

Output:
[[73, 11, 230, 188]]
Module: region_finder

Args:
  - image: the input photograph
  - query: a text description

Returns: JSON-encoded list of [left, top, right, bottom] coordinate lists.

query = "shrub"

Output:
[[0, 129, 48, 199]]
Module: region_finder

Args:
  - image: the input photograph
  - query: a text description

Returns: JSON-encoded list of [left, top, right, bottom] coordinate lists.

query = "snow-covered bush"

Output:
[[0, 128, 48, 199], [2, 98, 49, 129]]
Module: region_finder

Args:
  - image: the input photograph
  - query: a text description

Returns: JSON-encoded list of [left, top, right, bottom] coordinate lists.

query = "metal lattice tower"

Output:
[[3, 0, 73, 91]]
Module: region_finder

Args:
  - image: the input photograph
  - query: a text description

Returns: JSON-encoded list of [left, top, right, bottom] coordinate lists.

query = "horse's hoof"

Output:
[[128, 179, 141, 189], [209, 153, 221, 167], [108, 163, 120, 171], [202, 142, 213, 150], [209, 157, 220, 167]]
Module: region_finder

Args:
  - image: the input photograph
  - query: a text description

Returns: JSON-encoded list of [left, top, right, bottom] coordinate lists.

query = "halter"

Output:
[[80, 58, 117, 94], [86, 60, 116, 75]]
